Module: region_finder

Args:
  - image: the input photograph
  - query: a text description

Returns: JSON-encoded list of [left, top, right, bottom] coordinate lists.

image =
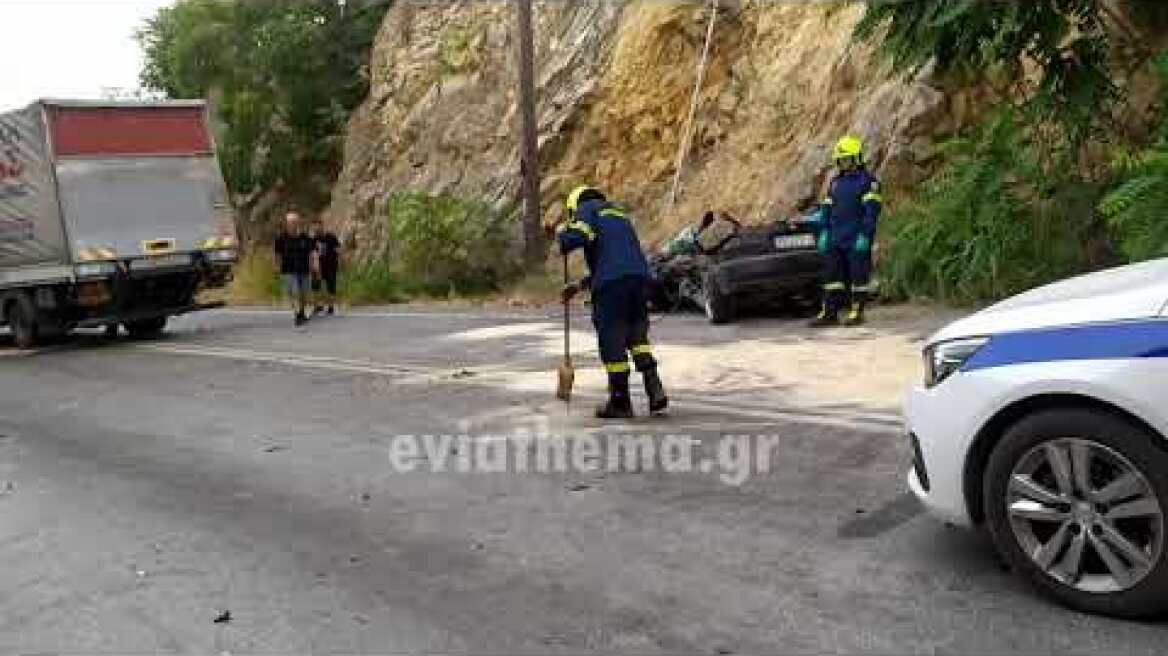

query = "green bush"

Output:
[[881, 110, 1103, 305], [1099, 55, 1168, 262], [341, 260, 408, 305], [229, 248, 283, 304], [372, 192, 522, 297]]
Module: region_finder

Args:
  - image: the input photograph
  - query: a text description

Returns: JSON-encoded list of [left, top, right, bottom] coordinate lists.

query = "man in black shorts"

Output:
[[311, 222, 341, 316]]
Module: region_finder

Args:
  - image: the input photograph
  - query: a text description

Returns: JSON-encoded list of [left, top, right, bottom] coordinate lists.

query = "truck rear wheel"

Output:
[[126, 317, 167, 340], [7, 295, 39, 349]]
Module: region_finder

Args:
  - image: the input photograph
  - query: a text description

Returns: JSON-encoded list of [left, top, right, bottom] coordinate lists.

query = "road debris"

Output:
[[213, 610, 232, 624]]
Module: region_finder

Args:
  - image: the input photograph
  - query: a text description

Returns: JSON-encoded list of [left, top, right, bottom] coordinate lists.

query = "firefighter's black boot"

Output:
[[808, 306, 838, 328], [808, 299, 839, 327], [842, 291, 867, 326], [809, 287, 844, 328], [643, 368, 669, 415], [595, 370, 634, 420], [633, 352, 668, 415]]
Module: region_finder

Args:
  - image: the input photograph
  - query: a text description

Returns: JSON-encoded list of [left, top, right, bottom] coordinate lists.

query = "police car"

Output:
[[906, 258, 1168, 618]]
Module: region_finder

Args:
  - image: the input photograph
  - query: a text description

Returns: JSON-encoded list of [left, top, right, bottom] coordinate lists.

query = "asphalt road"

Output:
[[0, 307, 1163, 653]]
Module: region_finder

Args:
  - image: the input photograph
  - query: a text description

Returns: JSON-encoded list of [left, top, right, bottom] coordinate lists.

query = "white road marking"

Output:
[[442, 323, 559, 342], [132, 342, 902, 435], [137, 343, 433, 378]]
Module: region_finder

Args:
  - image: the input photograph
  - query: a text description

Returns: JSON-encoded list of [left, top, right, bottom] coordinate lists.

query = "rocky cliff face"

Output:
[[326, 0, 990, 252]]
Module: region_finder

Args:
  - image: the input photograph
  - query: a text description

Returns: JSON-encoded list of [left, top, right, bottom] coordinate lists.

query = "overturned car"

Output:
[[647, 212, 823, 324]]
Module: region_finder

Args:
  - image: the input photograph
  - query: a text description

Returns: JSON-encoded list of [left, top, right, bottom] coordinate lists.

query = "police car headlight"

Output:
[[924, 337, 988, 388], [74, 262, 118, 279]]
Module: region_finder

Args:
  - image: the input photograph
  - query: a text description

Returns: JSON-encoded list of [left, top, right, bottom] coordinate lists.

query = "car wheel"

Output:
[[7, 295, 39, 350], [703, 273, 735, 325], [984, 408, 1168, 618], [126, 317, 168, 340]]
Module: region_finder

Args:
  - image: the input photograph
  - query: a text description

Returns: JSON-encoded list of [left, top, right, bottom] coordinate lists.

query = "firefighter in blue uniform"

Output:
[[553, 186, 669, 419], [810, 136, 883, 327]]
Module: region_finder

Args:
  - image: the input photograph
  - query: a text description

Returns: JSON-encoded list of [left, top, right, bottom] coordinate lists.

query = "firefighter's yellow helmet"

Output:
[[832, 135, 864, 165], [566, 185, 596, 214]]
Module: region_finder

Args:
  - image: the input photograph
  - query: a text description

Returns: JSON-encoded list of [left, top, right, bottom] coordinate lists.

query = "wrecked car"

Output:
[[647, 211, 823, 324]]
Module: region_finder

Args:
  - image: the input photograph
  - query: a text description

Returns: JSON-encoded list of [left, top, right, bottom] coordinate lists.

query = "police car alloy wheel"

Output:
[[984, 408, 1168, 618]]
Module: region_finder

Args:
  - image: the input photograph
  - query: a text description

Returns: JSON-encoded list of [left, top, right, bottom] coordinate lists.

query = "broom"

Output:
[[555, 253, 575, 403]]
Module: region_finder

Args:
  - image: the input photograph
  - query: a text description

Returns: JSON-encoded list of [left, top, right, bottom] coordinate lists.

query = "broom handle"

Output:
[[562, 254, 570, 360]]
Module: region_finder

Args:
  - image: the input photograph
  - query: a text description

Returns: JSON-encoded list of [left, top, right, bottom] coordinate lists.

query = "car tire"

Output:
[[703, 272, 735, 325], [126, 317, 168, 340], [984, 408, 1168, 618], [7, 294, 39, 350]]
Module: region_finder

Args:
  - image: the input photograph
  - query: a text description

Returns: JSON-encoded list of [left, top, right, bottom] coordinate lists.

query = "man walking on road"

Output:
[[549, 186, 669, 419], [311, 222, 341, 316], [274, 211, 316, 326]]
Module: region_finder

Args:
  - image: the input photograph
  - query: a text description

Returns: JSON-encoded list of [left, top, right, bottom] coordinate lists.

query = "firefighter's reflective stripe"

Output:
[[823, 281, 847, 291], [862, 192, 883, 204], [599, 208, 627, 219], [605, 361, 631, 373], [631, 344, 653, 356]]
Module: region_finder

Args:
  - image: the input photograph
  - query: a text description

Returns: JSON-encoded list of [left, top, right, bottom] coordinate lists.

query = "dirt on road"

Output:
[[442, 302, 965, 416]]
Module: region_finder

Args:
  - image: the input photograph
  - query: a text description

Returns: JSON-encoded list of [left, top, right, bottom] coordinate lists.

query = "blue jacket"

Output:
[[820, 168, 882, 248], [557, 199, 649, 290]]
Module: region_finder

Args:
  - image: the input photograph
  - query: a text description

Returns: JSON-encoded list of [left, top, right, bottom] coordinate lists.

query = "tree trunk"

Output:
[[514, 0, 545, 267]]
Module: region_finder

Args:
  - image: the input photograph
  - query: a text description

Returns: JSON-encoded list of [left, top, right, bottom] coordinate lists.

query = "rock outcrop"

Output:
[[326, 0, 988, 252]]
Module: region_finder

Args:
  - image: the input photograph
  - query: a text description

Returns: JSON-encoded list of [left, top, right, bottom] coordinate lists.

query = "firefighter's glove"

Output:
[[854, 234, 872, 254], [816, 230, 831, 255]]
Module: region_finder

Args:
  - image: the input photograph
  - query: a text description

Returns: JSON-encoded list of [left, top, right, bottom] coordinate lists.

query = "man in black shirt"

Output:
[[311, 222, 341, 316], [274, 211, 316, 326]]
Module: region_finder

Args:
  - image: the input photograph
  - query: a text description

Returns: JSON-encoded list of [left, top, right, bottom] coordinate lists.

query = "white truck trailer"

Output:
[[0, 99, 237, 347]]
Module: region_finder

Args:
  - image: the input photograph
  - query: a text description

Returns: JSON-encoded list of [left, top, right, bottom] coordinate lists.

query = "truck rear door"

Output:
[[0, 103, 69, 273], [46, 102, 235, 263]]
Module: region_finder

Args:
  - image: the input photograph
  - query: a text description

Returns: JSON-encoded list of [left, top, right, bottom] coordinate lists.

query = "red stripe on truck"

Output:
[[48, 106, 212, 158]]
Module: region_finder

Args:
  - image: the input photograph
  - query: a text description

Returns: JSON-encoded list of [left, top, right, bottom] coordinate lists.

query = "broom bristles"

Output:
[[555, 358, 575, 401]]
